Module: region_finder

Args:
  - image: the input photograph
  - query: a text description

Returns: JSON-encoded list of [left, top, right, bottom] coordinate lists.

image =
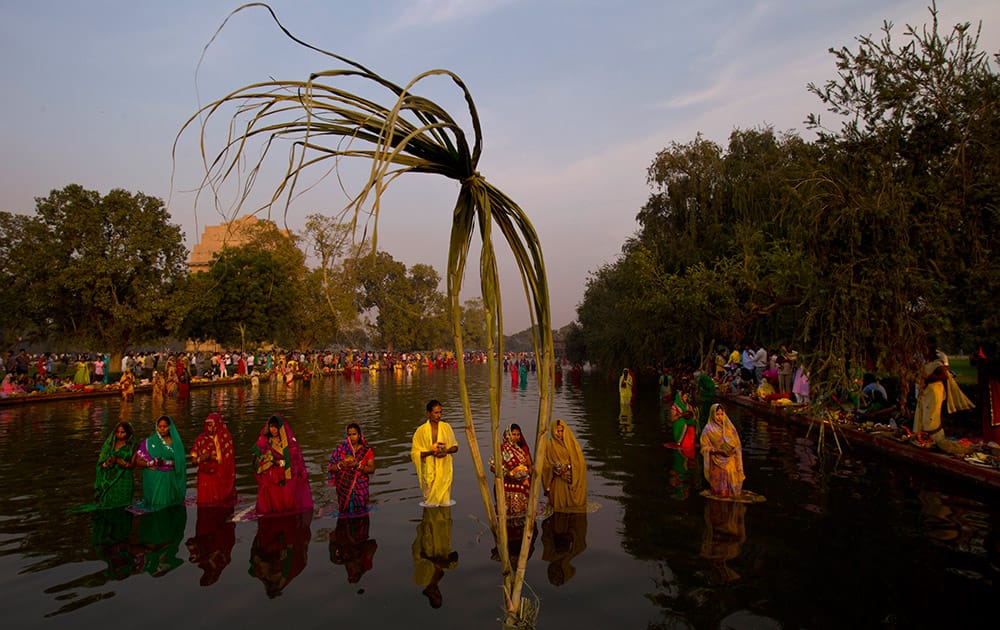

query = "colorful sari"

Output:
[[136, 416, 187, 509], [249, 510, 313, 597], [500, 424, 532, 517], [329, 514, 378, 583], [186, 505, 236, 586], [253, 415, 313, 515], [540, 419, 588, 511], [94, 422, 137, 508], [327, 425, 374, 514], [190, 413, 237, 507], [700, 404, 745, 497]]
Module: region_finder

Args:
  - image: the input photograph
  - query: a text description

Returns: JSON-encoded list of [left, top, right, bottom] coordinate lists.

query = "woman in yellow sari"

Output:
[[700, 403, 745, 497], [540, 419, 587, 511]]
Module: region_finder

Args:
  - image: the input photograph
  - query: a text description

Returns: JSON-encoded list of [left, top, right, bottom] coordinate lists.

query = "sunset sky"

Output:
[[4, 0, 998, 331]]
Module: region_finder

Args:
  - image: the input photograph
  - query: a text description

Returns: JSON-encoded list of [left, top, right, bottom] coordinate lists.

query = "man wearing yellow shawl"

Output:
[[411, 399, 459, 507], [540, 419, 588, 511]]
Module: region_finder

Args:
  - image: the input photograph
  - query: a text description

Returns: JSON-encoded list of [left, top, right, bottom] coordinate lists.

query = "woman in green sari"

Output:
[[136, 416, 187, 509], [94, 422, 137, 508]]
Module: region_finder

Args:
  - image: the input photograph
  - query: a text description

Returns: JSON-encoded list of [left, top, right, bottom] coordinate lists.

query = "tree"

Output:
[[302, 213, 362, 339], [179, 221, 308, 349], [353, 252, 448, 350], [459, 298, 488, 351], [802, 2, 1000, 391], [14, 185, 188, 360]]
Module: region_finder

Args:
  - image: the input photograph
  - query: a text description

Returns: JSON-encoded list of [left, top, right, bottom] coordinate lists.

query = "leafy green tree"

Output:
[[801, 2, 1000, 390], [13, 185, 188, 360], [181, 243, 304, 348], [0, 211, 49, 348], [179, 222, 308, 349], [302, 213, 361, 339], [354, 251, 448, 350], [459, 297, 488, 350]]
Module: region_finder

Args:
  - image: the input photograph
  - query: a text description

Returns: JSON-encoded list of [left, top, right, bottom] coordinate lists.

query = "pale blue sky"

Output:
[[3, 1, 998, 330]]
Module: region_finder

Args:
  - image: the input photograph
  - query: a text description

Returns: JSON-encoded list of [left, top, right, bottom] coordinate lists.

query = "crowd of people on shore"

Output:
[[642, 337, 1000, 492], [0, 347, 515, 399]]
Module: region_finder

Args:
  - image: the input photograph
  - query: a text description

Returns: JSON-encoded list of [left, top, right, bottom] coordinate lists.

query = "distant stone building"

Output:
[[187, 215, 290, 273]]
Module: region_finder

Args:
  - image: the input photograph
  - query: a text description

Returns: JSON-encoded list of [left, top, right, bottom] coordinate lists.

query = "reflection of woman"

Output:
[[137, 503, 188, 577], [540, 419, 587, 511], [190, 413, 237, 507], [136, 416, 187, 509], [541, 511, 588, 586], [186, 506, 236, 586], [92, 508, 135, 581], [500, 423, 533, 516], [249, 511, 313, 597], [95, 422, 137, 508], [700, 404, 745, 497], [329, 514, 378, 584], [253, 415, 313, 515], [327, 423, 375, 514], [700, 500, 746, 583]]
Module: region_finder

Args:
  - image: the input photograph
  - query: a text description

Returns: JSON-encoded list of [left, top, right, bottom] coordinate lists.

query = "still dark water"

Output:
[[0, 364, 996, 629]]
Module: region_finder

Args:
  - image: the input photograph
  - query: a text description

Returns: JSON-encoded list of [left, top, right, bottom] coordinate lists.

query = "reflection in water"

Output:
[[186, 506, 236, 586], [491, 519, 537, 565], [619, 406, 635, 438], [136, 504, 187, 577], [541, 511, 588, 586], [329, 514, 378, 585], [249, 511, 313, 597], [918, 490, 990, 552], [668, 449, 699, 501], [700, 500, 746, 584], [412, 506, 458, 609], [92, 508, 135, 581]]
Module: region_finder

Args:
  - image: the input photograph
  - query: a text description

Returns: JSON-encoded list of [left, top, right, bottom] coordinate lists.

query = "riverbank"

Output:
[[720, 392, 1000, 492], [0, 375, 250, 406]]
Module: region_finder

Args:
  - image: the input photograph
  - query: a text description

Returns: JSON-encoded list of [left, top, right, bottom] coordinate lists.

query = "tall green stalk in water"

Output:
[[175, 3, 553, 624]]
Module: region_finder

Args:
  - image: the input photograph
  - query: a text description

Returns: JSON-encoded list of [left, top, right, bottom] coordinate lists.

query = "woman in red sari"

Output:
[[500, 423, 533, 517], [327, 423, 375, 515], [190, 413, 237, 507], [253, 415, 313, 515]]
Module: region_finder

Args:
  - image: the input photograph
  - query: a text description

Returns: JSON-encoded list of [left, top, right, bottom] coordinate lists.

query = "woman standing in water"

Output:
[[136, 416, 187, 509], [700, 403, 745, 497], [94, 422, 137, 508], [540, 419, 587, 511], [190, 412, 237, 507], [499, 423, 533, 517], [253, 415, 313, 515], [327, 422, 375, 514]]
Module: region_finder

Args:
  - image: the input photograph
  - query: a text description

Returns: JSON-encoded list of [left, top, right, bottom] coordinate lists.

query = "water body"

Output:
[[0, 364, 996, 628]]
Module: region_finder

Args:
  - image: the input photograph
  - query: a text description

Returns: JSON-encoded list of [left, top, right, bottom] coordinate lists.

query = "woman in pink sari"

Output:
[[700, 403, 745, 497], [327, 423, 375, 515], [253, 415, 313, 515]]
